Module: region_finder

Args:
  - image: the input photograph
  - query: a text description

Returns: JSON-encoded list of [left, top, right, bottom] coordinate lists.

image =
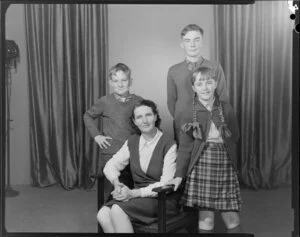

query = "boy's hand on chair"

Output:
[[94, 135, 112, 149], [167, 177, 183, 191]]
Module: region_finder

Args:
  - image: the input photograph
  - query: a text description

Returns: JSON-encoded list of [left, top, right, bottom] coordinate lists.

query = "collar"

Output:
[[114, 93, 132, 102], [185, 56, 204, 71], [194, 95, 219, 112], [140, 129, 161, 147], [198, 97, 215, 111]]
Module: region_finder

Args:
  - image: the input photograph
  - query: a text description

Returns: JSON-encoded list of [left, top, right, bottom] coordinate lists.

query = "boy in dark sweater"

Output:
[[83, 63, 142, 201]]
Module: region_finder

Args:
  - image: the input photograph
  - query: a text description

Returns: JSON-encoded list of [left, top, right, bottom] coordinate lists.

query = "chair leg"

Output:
[[186, 224, 198, 233], [97, 178, 104, 233], [187, 209, 199, 233], [157, 191, 167, 233]]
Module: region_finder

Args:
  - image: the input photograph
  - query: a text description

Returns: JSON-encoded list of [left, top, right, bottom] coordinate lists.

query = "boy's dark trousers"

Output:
[[173, 120, 180, 145]]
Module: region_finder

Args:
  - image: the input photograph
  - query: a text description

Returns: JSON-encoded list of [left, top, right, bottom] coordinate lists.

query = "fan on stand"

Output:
[[5, 40, 20, 198]]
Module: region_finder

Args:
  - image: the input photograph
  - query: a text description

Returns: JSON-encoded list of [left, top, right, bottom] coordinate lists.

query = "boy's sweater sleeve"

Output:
[[83, 97, 105, 138], [215, 63, 229, 102], [175, 118, 194, 178], [136, 94, 144, 102], [226, 104, 240, 143], [167, 68, 177, 118]]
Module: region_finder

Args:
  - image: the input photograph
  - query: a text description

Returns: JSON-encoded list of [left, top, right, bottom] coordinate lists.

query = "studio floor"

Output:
[[4, 184, 294, 237]]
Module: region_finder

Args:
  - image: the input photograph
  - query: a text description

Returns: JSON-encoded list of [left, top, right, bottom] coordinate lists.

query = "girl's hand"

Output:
[[167, 177, 183, 191]]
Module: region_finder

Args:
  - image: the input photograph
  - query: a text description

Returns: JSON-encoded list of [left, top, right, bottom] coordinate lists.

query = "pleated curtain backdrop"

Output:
[[213, 1, 293, 189], [24, 4, 108, 189]]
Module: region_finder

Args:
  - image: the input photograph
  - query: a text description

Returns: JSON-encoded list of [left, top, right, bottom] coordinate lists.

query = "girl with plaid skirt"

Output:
[[168, 67, 242, 233]]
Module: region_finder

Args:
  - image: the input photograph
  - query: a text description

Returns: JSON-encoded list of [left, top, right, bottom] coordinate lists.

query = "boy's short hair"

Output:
[[108, 63, 131, 80], [191, 67, 216, 85], [181, 24, 204, 38]]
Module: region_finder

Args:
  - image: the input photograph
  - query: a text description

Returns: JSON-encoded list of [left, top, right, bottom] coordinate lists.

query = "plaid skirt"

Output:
[[181, 142, 242, 211]]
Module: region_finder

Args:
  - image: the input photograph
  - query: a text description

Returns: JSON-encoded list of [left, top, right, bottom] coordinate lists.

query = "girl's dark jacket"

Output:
[[175, 97, 240, 178]]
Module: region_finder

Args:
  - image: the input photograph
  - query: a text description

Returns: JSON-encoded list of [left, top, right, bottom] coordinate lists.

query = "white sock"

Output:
[[199, 218, 214, 230], [227, 222, 240, 229]]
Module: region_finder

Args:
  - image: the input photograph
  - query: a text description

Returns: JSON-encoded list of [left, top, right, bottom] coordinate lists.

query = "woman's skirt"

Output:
[[104, 190, 181, 225], [181, 142, 242, 211]]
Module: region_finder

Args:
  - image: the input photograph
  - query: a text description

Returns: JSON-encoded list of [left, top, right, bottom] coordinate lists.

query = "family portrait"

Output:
[[0, 1, 297, 237]]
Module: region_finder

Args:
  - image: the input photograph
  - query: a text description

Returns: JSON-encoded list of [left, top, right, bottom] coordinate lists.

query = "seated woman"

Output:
[[96, 99, 180, 233]]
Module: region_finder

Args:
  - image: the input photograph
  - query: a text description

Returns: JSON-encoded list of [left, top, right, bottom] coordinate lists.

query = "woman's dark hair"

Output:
[[130, 99, 162, 135]]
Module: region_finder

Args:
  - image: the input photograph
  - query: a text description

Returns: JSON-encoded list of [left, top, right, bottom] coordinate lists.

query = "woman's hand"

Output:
[[111, 179, 124, 193], [111, 182, 126, 201], [111, 185, 141, 202], [166, 177, 183, 191], [112, 185, 131, 201]]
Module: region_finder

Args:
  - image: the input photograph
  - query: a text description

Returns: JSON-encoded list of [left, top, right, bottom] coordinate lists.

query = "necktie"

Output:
[[187, 61, 200, 71]]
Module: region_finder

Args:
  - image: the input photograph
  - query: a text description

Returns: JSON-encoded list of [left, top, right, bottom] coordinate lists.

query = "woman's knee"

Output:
[[221, 211, 240, 229], [97, 206, 111, 225], [110, 204, 132, 227], [110, 204, 127, 219]]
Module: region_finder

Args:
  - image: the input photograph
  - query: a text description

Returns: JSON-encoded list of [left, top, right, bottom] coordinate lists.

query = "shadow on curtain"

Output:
[[24, 4, 108, 189], [213, 1, 293, 189]]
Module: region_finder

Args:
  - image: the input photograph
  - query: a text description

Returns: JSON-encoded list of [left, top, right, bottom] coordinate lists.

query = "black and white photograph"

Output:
[[0, 1, 298, 237]]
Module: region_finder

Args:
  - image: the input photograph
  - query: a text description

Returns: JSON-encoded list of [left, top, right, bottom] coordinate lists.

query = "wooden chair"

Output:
[[94, 168, 198, 233]]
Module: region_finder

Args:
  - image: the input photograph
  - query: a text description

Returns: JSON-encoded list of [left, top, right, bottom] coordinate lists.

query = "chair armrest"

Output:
[[90, 173, 105, 179], [96, 175, 105, 207], [152, 184, 175, 194]]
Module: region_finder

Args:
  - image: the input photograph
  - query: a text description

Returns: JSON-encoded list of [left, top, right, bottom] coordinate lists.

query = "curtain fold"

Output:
[[25, 4, 108, 189], [214, 1, 293, 189]]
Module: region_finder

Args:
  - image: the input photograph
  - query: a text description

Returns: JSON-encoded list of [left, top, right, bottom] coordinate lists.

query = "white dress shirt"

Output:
[[103, 129, 177, 197]]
